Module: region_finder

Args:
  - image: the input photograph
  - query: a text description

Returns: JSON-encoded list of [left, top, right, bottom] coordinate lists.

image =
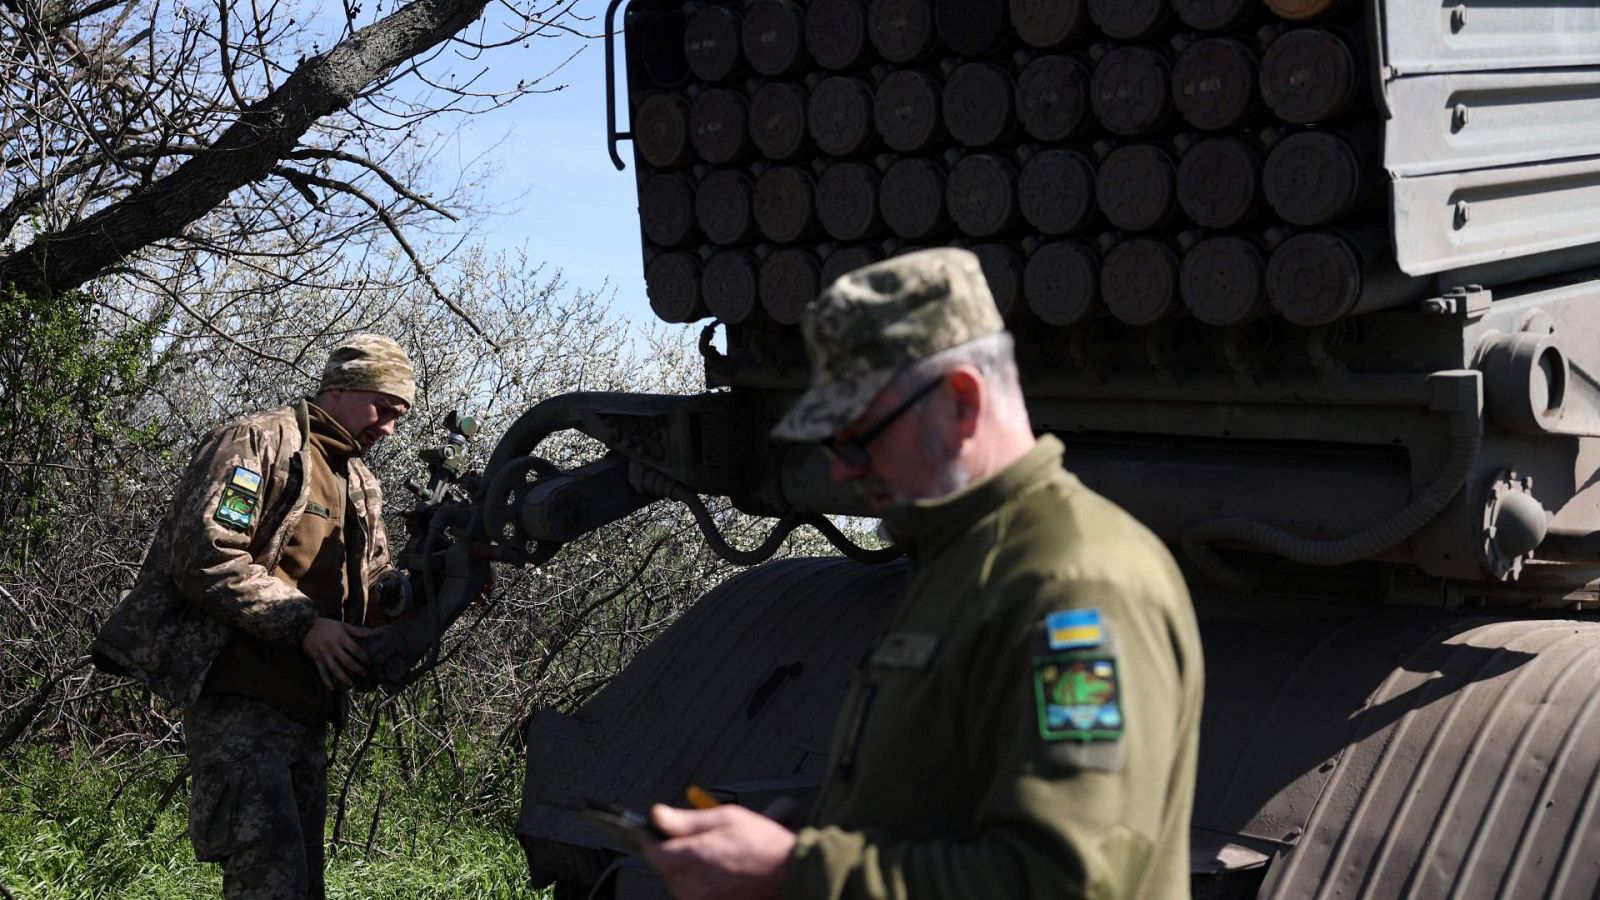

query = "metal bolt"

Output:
[[1454, 201, 1471, 228], [1451, 103, 1470, 131], [1451, 6, 1467, 32]]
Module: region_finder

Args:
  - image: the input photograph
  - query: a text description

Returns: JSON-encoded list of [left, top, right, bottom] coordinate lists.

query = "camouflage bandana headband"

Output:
[[318, 334, 415, 406], [771, 247, 1005, 442]]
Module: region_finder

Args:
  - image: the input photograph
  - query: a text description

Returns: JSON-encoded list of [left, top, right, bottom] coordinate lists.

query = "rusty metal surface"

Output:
[[516, 556, 906, 886], [1251, 616, 1600, 899]]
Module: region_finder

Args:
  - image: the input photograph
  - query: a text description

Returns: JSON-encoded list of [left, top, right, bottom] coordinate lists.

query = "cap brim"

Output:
[[770, 370, 897, 442]]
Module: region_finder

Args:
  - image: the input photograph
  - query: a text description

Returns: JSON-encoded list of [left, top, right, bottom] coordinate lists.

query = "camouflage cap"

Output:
[[318, 334, 415, 406], [771, 247, 1004, 442]]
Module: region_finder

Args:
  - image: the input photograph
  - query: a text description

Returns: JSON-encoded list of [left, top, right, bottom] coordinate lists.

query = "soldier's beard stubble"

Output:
[[907, 425, 973, 503], [864, 436, 973, 543]]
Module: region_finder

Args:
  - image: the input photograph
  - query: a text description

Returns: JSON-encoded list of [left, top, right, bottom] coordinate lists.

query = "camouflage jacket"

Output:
[[92, 400, 395, 707]]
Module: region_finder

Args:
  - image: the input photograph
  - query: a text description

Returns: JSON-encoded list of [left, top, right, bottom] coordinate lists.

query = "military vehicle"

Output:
[[361, 0, 1600, 896]]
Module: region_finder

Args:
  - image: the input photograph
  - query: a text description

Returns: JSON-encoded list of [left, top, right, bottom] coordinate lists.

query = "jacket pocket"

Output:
[[188, 764, 245, 861]]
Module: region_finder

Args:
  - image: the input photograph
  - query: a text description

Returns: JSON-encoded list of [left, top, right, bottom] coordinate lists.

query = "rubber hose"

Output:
[[802, 514, 905, 564], [644, 466, 903, 567], [1182, 431, 1482, 591], [681, 490, 804, 566]]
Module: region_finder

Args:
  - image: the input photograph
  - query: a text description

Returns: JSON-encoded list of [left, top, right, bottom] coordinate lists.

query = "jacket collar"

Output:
[[882, 434, 1066, 561], [306, 400, 361, 461]]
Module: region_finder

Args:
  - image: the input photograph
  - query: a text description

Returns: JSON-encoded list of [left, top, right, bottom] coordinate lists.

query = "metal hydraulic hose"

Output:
[[634, 463, 903, 566], [1182, 428, 1483, 592]]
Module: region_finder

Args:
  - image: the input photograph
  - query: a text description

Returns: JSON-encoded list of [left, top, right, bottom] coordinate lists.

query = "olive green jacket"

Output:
[[785, 435, 1203, 900], [91, 400, 394, 707]]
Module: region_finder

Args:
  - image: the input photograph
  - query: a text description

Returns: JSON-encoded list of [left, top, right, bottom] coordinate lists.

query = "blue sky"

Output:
[[444, 8, 652, 328]]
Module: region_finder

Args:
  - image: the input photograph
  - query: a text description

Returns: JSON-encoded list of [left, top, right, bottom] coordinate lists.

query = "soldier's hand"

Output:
[[301, 618, 373, 690], [642, 804, 793, 900]]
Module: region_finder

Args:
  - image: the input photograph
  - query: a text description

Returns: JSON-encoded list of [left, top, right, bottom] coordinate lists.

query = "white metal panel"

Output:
[[1381, 1, 1600, 75], [1392, 156, 1600, 275], [1385, 70, 1600, 177]]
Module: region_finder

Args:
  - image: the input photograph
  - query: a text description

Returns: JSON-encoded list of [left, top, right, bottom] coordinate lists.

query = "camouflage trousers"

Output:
[[184, 694, 329, 900]]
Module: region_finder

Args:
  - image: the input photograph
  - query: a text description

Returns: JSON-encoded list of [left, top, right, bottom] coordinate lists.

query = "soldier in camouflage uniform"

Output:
[[93, 334, 415, 899], [643, 249, 1205, 899]]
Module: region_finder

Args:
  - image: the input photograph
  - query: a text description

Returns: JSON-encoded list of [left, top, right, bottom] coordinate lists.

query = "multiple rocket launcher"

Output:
[[625, 0, 1399, 334]]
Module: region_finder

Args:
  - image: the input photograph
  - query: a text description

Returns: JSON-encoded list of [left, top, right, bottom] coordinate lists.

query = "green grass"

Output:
[[0, 743, 549, 899]]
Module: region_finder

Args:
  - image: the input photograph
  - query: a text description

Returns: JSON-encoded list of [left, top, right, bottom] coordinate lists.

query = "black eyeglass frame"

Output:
[[819, 377, 944, 469]]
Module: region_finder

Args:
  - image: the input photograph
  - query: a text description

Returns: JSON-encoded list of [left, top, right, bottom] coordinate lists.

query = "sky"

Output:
[[443, 4, 653, 329]]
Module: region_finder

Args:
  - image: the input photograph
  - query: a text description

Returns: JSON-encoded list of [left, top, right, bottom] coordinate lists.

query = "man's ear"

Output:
[[946, 367, 983, 439]]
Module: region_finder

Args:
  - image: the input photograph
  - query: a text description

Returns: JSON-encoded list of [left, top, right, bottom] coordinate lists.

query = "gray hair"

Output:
[[892, 331, 1023, 409]]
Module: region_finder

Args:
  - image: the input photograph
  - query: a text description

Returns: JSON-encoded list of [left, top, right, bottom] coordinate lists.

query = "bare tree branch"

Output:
[[288, 147, 457, 219], [108, 264, 321, 378], [0, 0, 494, 296], [274, 165, 496, 346]]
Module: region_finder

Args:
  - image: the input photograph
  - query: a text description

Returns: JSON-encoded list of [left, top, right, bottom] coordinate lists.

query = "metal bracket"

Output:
[[1421, 284, 1491, 318], [604, 0, 633, 171]]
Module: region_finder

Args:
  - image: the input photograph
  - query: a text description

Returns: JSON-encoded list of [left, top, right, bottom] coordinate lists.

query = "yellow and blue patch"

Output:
[[230, 467, 262, 492], [1046, 608, 1103, 651], [214, 465, 262, 532]]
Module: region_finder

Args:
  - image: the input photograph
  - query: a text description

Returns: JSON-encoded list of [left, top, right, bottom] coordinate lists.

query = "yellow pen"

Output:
[[685, 784, 721, 810]]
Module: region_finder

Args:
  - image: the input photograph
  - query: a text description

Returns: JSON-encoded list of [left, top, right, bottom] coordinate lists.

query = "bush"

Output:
[[0, 286, 161, 557]]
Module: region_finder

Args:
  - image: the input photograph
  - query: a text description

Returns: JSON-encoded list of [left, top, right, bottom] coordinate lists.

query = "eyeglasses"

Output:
[[820, 377, 943, 470]]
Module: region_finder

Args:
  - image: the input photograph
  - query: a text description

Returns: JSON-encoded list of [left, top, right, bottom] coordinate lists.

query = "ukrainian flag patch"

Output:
[[230, 467, 263, 492], [214, 465, 262, 532], [1046, 608, 1103, 651]]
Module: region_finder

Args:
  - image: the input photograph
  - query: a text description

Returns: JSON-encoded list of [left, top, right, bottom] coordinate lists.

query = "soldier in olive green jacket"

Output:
[[643, 249, 1204, 900]]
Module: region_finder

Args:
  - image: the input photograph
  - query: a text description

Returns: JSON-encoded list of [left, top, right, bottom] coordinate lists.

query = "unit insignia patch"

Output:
[[214, 466, 262, 531], [1034, 654, 1123, 742]]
